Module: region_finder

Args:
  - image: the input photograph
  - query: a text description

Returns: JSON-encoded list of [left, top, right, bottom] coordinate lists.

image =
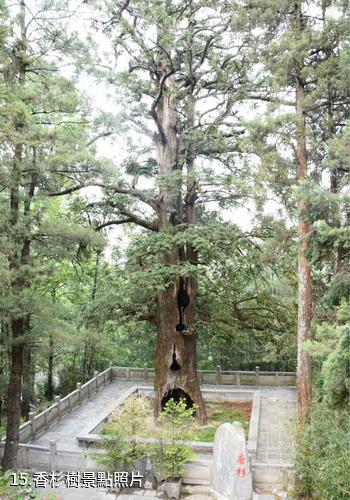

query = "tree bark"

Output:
[[295, 0, 312, 424], [152, 71, 207, 424], [154, 281, 207, 424], [2, 1, 33, 467], [2, 322, 24, 470], [46, 334, 54, 401], [21, 338, 35, 420], [0, 321, 9, 427]]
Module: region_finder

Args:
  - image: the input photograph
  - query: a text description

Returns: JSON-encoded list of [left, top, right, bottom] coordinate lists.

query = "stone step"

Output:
[[182, 485, 214, 500], [38, 486, 115, 499], [253, 492, 288, 500], [183, 458, 211, 484], [183, 495, 213, 500], [183, 478, 211, 486], [119, 495, 164, 499], [252, 463, 295, 493], [183, 457, 294, 492], [184, 485, 213, 495], [193, 454, 212, 462]]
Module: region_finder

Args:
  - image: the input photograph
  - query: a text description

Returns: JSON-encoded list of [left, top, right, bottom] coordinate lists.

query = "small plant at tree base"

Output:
[[97, 395, 153, 470], [161, 444, 195, 480], [96, 430, 127, 471], [151, 398, 196, 481]]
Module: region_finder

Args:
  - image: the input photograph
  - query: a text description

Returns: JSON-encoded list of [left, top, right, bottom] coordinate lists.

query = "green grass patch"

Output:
[[192, 401, 250, 442], [192, 426, 216, 442], [101, 398, 251, 444]]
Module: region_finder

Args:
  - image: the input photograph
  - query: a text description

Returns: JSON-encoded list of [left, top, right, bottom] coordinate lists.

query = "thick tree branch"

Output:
[[247, 94, 294, 106], [115, 207, 158, 231], [150, 69, 175, 144], [47, 184, 84, 196], [95, 218, 133, 230], [46, 182, 158, 211], [86, 129, 117, 146], [90, 201, 158, 232]]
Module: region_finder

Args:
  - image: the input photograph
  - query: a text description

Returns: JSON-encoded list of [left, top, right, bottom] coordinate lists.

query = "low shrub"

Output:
[[0, 470, 36, 499], [97, 394, 153, 470], [150, 398, 196, 481], [295, 400, 350, 500]]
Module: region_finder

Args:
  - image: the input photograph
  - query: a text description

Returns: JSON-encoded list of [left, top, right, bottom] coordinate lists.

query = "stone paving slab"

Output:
[[119, 489, 166, 498], [116, 491, 162, 500], [28, 381, 135, 449], [199, 384, 296, 467], [255, 388, 296, 465], [182, 485, 213, 498], [37, 486, 117, 499], [36, 487, 166, 499]]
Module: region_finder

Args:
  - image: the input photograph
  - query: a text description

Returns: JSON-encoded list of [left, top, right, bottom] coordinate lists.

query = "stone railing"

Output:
[[0, 365, 113, 445], [112, 365, 296, 387], [0, 441, 107, 472]]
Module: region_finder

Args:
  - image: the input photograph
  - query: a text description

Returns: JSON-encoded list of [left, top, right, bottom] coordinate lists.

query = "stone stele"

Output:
[[211, 422, 253, 500]]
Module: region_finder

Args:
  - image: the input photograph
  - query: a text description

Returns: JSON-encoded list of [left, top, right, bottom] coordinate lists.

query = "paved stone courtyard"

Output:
[[255, 387, 295, 465], [29, 380, 135, 450], [29, 381, 296, 466], [37, 484, 211, 499], [28, 380, 296, 499]]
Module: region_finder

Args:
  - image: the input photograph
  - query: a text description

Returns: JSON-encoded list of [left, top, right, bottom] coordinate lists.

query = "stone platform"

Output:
[[24, 381, 295, 498]]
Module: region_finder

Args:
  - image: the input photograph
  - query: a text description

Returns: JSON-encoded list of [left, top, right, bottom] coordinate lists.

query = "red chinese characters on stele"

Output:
[[235, 452, 246, 477]]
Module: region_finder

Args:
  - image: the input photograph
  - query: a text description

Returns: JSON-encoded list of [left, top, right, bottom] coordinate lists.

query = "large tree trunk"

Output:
[[1, 0, 28, 470], [2, 172, 27, 469], [0, 321, 9, 427], [153, 72, 207, 424], [2, 320, 24, 470], [46, 334, 54, 401], [154, 274, 207, 424], [295, 0, 312, 423], [296, 215, 312, 423], [3, 241, 31, 470], [21, 339, 35, 420]]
